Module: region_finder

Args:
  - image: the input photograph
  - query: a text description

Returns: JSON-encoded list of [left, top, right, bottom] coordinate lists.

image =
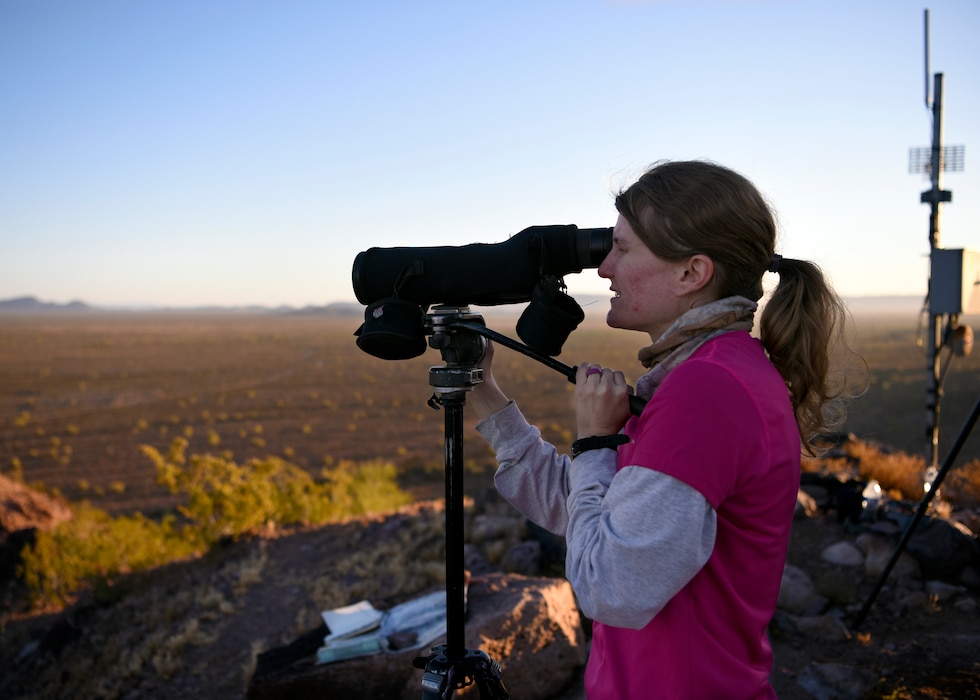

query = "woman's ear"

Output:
[[679, 254, 715, 294]]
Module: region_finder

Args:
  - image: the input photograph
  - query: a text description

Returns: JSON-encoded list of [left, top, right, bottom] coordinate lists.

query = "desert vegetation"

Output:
[[19, 438, 410, 609]]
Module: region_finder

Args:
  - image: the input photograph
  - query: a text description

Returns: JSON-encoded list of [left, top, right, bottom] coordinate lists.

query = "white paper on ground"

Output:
[[321, 600, 384, 644]]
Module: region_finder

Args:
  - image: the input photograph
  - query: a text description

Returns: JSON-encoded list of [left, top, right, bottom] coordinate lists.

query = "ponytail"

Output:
[[760, 258, 856, 451]]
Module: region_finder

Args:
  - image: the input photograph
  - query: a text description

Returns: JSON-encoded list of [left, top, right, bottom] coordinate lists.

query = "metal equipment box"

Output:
[[931, 248, 980, 314]]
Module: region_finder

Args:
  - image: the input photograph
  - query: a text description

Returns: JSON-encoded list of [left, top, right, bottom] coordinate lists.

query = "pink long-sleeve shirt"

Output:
[[477, 331, 800, 699]]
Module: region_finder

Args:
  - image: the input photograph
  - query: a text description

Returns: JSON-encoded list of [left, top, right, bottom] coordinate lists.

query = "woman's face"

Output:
[[597, 215, 691, 341]]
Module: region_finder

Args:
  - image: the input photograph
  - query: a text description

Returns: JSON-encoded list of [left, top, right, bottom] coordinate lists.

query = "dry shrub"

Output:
[[803, 437, 980, 507], [846, 440, 928, 501], [940, 457, 980, 508]]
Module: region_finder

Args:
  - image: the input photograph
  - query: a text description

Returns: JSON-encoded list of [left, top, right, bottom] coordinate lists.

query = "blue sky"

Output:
[[1, 0, 978, 308]]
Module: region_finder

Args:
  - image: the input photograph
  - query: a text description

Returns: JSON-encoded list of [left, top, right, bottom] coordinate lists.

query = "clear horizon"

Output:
[[0, 290, 930, 313], [2, 1, 978, 308]]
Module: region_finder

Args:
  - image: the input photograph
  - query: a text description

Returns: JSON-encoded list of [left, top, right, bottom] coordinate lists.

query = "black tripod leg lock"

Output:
[[413, 644, 509, 699]]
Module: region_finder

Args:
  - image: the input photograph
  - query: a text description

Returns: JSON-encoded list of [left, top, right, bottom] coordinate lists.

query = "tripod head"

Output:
[[426, 306, 487, 396]]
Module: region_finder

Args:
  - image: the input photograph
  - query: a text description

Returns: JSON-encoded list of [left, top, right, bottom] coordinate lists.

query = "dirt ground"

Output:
[[1, 496, 978, 700]]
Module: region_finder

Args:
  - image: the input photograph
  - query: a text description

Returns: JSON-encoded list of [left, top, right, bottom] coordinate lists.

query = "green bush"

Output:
[[20, 505, 197, 608], [145, 438, 411, 544], [19, 439, 411, 609]]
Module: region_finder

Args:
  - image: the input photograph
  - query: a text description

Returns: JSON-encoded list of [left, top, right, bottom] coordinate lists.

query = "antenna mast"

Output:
[[908, 8, 967, 480], [923, 8, 930, 109]]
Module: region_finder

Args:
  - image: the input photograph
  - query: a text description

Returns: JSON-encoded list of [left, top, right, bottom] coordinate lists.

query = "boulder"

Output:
[[247, 573, 586, 700], [0, 474, 73, 533], [905, 516, 980, 580], [796, 662, 877, 700], [771, 611, 851, 642], [500, 539, 542, 576], [855, 532, 920, 582], [0, 474, 74, 581], [820, 541, 864, 567], [778, 563, 828, 616]]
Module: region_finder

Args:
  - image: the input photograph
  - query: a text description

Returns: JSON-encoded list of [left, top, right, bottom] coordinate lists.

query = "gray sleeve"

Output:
[[474, 401, 571, 535], [565, 458, 717, 629]]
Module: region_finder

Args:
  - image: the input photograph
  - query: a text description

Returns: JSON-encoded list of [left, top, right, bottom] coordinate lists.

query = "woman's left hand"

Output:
[[574, 363, 632, 438]]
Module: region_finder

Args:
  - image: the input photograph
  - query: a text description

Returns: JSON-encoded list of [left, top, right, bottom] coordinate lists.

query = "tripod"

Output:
[[407, 305, 646, 697], [412, 306, 509, 699]]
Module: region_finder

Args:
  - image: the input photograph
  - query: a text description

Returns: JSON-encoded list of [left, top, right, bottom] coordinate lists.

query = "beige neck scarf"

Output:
[[635, 296, 757, 400]]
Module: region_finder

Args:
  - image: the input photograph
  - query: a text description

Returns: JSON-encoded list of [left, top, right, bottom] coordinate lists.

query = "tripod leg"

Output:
[[442, 393, 467, 658], [469, 649, 510, 699], [415, 645, 453, 699], [415, 645, 510, 700]]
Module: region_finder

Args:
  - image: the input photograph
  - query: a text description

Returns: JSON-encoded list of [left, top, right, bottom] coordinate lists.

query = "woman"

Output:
[[468, 160, 850, 699]]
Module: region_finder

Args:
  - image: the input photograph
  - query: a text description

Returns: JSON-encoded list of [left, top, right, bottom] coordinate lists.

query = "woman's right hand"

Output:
[[574, 363, 631, 438], [470, 340, 510, 420]]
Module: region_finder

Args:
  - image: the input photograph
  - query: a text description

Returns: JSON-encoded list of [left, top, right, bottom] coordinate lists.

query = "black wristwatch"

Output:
[[571, 434, 629, 458]]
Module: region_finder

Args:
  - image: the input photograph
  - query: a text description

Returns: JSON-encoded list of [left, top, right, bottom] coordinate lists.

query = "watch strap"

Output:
[[571, 434, 629, 458]]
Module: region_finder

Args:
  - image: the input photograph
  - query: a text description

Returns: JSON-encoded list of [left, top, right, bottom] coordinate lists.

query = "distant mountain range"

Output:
[[0, 296, 95, 313], [0, 296, 364, 317], [0, 294, 926, 317]]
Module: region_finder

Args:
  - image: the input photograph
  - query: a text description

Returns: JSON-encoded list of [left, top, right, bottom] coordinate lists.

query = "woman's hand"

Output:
[[574, 363, 631, 438], [469, 340, 510, 420]]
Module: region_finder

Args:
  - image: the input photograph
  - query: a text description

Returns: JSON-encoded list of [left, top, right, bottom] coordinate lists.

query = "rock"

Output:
[[855, 532, 920, 582], [525, 520, 567, 574], [821, 541, 864, 567], [468, 514, 524, 544], [500, 539, 541, 576], [773, 612, 852, 642], [246, 573, 586, 700], [924, 580, 967, 601], [906, 516, 980, 580], [953, 597, 977, 613], [778, 564, 828, 616], [796, 662, 877, 700], [894, 589, 933, 614], [0, 474, 74, 581], [814, 569, 861, 605], [867, 519, 901, 537], [960, 566, 980, 588], [0, 474, 73, 533], [463, 544, 493, 576], [467, 573, 586, 698]]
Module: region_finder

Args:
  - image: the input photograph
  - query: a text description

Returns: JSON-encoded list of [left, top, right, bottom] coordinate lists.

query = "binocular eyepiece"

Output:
[[352, 225, 612, 360]]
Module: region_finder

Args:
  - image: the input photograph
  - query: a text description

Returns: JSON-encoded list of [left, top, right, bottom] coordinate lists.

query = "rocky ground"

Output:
[[1, 480, 979, 700], [767, 507, 980, 700]]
